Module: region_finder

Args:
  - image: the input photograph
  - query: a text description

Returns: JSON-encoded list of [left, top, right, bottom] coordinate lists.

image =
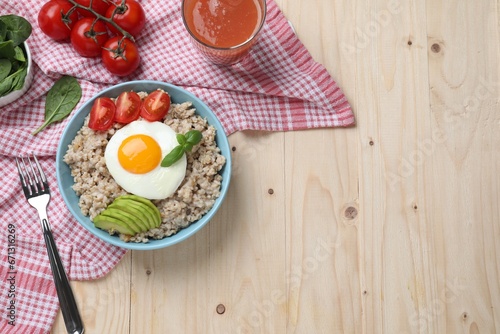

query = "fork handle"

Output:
[[42, 219, 85, 334]]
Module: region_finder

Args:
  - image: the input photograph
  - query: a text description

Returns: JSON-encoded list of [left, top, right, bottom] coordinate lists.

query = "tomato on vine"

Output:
[[105, 0, 146, 37], [38, 0, 79, 40], [37, 0, 144, 76], [74, 0, 110, 17], [102, 37, 141, 76], [70, 18, 109, 57]]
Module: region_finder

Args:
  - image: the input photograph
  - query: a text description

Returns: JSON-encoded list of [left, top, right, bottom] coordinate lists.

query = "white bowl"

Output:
[[0, 41, 33, 107]]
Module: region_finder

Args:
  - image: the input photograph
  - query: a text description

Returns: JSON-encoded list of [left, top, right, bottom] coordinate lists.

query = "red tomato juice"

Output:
[[183, 0, 263, 48]]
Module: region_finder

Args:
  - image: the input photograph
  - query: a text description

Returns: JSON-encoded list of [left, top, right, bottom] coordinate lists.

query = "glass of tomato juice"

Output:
[[181, 0, 267, 65]]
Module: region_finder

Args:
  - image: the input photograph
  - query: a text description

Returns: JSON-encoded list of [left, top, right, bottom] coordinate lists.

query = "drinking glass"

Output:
[[181, 0, 267, 65]]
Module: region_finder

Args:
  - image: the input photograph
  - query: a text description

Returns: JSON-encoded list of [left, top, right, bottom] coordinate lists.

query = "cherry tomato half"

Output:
[[105, 0, 146, 37], [101, 37, 140, 76], [71, 18, 109, 57], [38, 0, 79, 41], [74, 0, 111, 17], [89, 97, 116, 131], [140, 91, 171, 122], [115, 91, 141, 123]]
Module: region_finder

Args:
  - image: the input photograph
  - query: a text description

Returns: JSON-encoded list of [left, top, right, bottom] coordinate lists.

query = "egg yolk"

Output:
[[118, 134, 162, 174]]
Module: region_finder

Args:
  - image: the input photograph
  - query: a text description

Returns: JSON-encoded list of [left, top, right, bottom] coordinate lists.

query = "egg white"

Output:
[[104, 120, 187, 200]]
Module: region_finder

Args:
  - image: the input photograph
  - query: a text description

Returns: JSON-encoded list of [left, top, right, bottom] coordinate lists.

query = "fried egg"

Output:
[[104, 120, 187, 200]]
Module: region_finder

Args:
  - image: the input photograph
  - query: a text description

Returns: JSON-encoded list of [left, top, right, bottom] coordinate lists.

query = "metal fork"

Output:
[[16, 154, 84, 334]]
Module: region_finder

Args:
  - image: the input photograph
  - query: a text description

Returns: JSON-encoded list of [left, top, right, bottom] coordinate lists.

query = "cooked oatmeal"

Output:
[[63, 100, 226, 243]]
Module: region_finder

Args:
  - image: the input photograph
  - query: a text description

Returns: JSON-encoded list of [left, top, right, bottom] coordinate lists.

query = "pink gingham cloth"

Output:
[[0, 0, 354, 333]]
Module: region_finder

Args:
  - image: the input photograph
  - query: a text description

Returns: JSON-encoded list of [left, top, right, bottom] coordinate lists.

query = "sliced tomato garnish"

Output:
[[89, 97, 116, 131], [115, 91, 141, 124], [140, 90, 170, 122]]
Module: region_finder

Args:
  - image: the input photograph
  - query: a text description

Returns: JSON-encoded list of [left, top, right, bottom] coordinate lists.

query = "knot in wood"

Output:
[[344, 206, 358, 220], [431, 43, 441, 53], [216, 304, 226, 314]]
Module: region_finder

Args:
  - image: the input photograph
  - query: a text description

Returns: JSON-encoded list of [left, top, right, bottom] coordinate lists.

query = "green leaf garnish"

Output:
[[161, 130, 202, 167], [161, 145, 185, 167], [176, 133, 187, 145], [185, 130, 202, 145]]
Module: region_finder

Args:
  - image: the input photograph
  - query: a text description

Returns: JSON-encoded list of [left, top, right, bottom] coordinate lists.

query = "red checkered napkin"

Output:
[[0, 0, 354, 333]]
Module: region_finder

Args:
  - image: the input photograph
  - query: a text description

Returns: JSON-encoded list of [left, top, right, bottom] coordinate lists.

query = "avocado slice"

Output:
[[104, 208, 148, 233], [111, 198, 157, 230], [119, 195, 162, 228], [128, 200, 158, 229], [108, 200, 154, 230], [93, 195, 163, 237], [93, 214, 136, 236], [96, 210, 142, 234]]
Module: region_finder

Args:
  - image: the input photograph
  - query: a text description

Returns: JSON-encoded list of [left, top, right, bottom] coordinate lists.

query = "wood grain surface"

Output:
[[52, 0, 500, 333]]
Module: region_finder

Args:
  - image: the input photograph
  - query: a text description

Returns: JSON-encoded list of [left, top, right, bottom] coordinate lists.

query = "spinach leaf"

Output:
[[0, 15, 32, 47], [32, 76, 82, 135], [13, 46, 25, 62], [0, 76, 12, 96], [0, 15, 31, 98], [0, 40, 15, 59], [10, 63, 27, 91], [0, 61, 26, 96], [0, 21, 7, 42], [0, 59, 11, 81]]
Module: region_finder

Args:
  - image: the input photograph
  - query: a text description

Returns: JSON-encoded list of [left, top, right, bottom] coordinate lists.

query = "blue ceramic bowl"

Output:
[[56, 81, 231, 250]]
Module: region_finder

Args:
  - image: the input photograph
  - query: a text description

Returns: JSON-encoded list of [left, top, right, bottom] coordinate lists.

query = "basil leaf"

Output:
[[0, 15, 32, 47], [161, 145, 185, 167], [185, 130, 202, 145], [32, 76, 82, 135], [161, 130, 203, 167], [176, 133, 187, 145], [0, 59, 11, 81], [182, 143, 193, 152]]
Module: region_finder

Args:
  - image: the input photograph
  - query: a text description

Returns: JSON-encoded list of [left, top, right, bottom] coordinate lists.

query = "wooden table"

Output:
[[52, 0, 500, 333]]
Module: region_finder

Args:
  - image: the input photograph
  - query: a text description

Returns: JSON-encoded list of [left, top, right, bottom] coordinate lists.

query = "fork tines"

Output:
[[16, 154, 49, 197]]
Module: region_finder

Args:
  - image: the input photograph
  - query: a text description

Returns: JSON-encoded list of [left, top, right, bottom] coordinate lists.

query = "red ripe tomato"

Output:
[[89, 97, 116, 131], [140, 91, 171, 121], [74, 0, 111, 17], [105, 0, 146, 37], [115, 91, 141, 123], [101, 37, 140, 76], [70, 18, 109, 57], [38, 0, 79, 41]]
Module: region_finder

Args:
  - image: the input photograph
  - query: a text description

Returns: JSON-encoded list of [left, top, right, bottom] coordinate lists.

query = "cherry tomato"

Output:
[[101, 37, 141, 76], [105, 0, 146, 37], [140, 91, 171, 121], [74, 0, 111, 17], [115, 91, 141, 123], [70, 18, 109, 57], [89, 97, 116, 131], [38, 0, 78, 41]]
